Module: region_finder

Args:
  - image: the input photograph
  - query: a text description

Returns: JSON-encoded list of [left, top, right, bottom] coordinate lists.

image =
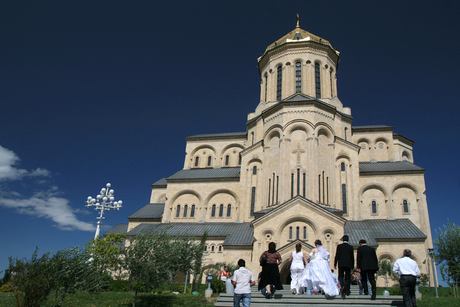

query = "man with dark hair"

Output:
[[334, 235, 354, 299], [357, 239, 379, 300], [232, 259, 256, 307], [393, 249, 420, 307]]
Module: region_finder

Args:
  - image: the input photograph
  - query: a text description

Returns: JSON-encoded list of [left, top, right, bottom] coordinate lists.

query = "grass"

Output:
[[0, 291, 215, 307]]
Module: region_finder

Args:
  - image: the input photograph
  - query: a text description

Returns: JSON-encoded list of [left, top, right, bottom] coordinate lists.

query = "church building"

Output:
[[109, 19, 433, 285]]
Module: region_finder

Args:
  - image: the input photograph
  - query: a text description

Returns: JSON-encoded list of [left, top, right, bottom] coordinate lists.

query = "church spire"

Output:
[[296, 13, 300, 28]]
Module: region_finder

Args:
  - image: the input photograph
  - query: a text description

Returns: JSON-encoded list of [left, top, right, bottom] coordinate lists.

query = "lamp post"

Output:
[[86, 183, 122, 239], [428, 248, 439, 298]]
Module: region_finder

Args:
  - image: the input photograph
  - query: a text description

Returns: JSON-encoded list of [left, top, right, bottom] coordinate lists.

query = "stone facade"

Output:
[[113, 22, 434, 287]]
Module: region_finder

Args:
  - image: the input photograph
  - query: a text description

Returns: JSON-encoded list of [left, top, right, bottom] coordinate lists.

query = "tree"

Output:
[[191, 231, 208, 292], [48, 246, 110, 306], [85, 232, 126, 278], [419, 273, 429, 287], [377, 258, 399, 287], [434, 220, 460, 296], [9, 248, 53, 307]]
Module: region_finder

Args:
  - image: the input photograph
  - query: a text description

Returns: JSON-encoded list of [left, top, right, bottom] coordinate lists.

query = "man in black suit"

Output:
[[334, 235, 354, 298], [356, 239, 379, 300]]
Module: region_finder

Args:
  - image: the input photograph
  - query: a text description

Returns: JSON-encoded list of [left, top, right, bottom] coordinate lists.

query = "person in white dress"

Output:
[[289, 243, 308, 295], [300, 239, 340, 297]]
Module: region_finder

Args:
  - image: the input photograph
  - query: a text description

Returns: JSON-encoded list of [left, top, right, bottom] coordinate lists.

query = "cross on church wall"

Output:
[[292, 143, 305, 166]]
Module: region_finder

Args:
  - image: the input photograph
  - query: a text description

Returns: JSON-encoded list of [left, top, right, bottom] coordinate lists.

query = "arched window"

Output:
[[238, 155, 242, 165], [207, 156, 212, 166], [194, 156, 199, 167], [341, 162, 345, 172], [291, 173, 294, 198], [227, 204, 231, 217], [250, 187, 256, 216], [176, 205, 180, 218], [342, 184, 347, 214], [276, 65, 282, 100], [183, 205, 188, 217], [191, 205, 195, 218], [225, 155, 229, 166], [204, 245, 208, 252], [296, 226, 300, 239], [295, 61, 302, 93], [371, 201, 377, 214], [330, 68, 334, 96], [264, 73, 268, 101], [211, 245, 215, 252], [211, 204, 216, 217], [219, 204, 224, 217], [403, 200, 409, 213], [218, 245, 222, 252], [315, 62, 321, 98], [303, 226, 307, 239], [253, 166, 257, 175], [289, 226, 293, 240]]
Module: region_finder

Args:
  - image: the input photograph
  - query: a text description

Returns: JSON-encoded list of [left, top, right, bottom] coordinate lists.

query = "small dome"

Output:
[[264, 26, 337, 55]]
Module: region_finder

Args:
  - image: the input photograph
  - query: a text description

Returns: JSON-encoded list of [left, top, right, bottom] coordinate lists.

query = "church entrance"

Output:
[[280, 262, 291, 285]]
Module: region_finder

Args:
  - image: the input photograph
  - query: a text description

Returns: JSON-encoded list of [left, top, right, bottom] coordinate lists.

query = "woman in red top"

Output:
[[258, 242, 283, 297], [217, 265, 231, 282]]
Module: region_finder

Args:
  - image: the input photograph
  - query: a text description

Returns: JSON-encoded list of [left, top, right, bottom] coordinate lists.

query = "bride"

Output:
[[300, 239, 339, 297]]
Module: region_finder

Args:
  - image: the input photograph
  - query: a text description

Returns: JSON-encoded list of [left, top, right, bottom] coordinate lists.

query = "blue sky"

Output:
[[1, 1, 459, 285]]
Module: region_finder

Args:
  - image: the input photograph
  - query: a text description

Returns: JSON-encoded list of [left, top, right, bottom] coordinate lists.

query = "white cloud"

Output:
[[0, 145, 51, 180], [0, 145, 95, 232], [0, 193, 95, 231]]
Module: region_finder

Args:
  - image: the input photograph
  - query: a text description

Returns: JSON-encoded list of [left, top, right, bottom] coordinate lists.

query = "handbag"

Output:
[[260, 251, 268, 266]]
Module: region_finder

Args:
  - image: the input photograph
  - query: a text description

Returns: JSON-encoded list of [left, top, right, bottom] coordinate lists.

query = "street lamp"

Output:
[[86, 183, 123, 239], [427, 248, 439, 298]]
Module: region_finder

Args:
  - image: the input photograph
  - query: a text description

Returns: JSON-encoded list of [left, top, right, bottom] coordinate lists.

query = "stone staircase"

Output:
[[214, 285, 404, 307]]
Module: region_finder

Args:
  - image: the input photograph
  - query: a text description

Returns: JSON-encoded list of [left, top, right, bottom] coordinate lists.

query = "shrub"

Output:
[[111, 279, 128, 292], [210, 279, 226, 294], [0, 283, 13, 293]]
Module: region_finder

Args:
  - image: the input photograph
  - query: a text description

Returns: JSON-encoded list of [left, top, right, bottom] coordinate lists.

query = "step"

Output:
[[215, 293, 404, 307]]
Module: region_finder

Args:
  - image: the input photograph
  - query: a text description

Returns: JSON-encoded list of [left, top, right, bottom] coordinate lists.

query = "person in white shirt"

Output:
[[393, 249, 420, 307], [232, 259, 256, 307]]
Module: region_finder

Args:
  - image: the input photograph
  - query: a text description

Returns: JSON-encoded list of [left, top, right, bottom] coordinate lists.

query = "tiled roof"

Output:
[[104, 223, 128, 235], [352, 125, 394, 131], [152, 177, 167, 187], [128, 222, 254, 246], [167, 167, 241, 181], [186, 132, 247, 140], [128, 203, 164, 219], [344, 219, 426, 247], [360, 161, 425, 174]]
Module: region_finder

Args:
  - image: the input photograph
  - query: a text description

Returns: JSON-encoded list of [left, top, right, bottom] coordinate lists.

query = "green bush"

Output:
[[111, 279, 128, 292], [0, 283, 13, 293], [210, 279, 226, 293]]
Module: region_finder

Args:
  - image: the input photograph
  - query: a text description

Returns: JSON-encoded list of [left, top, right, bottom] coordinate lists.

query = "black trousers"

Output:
[[361, 270, 377, 295], [338, 267, 352, 295], [400, 275, 416, 307]]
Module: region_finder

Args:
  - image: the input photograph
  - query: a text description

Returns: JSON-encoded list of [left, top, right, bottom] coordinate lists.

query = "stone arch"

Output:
[[276, 215, 320, 238], [220, 143, 245, 158], [378, 252, 397, 263], [246, 157, 263, 168], [204, 189, 240, 208], [314, 123, 335, 141], [284, 120, 314, 138], [169, 190, 202, 206], [189, 144, 217, 160], [375, 137, 390, 146], [336, 150, 351, 162], [358, 183, 390, 201], [402, 150, 412, 161], [390, 182, 421, 199], [263, 125, 283, 142]]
